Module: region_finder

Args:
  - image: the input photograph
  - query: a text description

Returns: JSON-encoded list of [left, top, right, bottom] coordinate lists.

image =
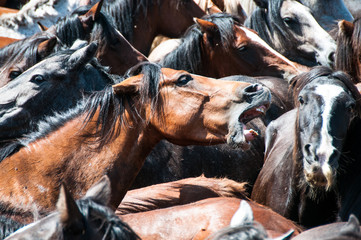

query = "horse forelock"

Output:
[[161, 13, 238, 74], [54, 14, 86, 49], [76, 198, 140, 240], [82, 62, 162, 150]]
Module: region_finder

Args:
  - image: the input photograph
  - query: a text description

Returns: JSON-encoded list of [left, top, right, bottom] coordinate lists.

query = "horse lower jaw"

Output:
[[226, 124, 258, 150]]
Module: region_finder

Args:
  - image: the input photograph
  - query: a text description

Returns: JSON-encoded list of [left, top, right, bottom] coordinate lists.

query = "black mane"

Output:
[[82, 62, 162, 149], [102, 0, 157, 42], [160, 13, 240, 73], [245, 0, 294, 51]]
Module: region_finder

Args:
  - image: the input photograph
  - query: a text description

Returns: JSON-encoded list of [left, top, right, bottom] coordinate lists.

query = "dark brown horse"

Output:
[[0, 61, 271, 224], [251, 67, 361, 228], [121, 197, 301, 239], [102, 0, 205, 55], [292, 215, 361, 240], [335, 18, 361, 84], [4, 176, 140, 240]]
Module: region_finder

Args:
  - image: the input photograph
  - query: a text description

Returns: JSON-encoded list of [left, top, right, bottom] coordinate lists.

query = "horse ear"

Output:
[[37, 21, 48, 32], [341, 214, 361, 235], [68, 42, 98, 71], [207, 5, 222, 15], [253, 0, 268, 9], [339, 20, 354, 37], [84, 175, 111, 206], [57, 184, 84, 229], [230, 200, 254, 227], [79, 0, 104, 28], [194, 18, 221, 45], [37, 37, 57, 60], [272, 229, 294, 240], [113, 75, 142, 95]]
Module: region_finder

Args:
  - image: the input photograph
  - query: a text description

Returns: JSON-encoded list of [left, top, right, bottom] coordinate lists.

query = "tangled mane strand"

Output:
[[161, 13, 240, 73], [82, 62, 162, 150]]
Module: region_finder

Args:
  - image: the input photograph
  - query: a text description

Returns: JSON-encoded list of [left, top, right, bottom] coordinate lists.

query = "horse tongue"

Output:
[[243, 128, 258, 142]]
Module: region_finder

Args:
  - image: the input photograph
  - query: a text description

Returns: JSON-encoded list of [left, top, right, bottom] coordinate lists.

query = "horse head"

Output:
[[246, 0, 336, 68], [112, 63, 271, 150], [5, 176, 140, 240], [291, 67, 361, 189]]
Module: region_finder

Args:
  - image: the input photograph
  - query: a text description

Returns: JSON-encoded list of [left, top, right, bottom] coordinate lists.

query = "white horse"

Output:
[[0, 0, 97, 38]]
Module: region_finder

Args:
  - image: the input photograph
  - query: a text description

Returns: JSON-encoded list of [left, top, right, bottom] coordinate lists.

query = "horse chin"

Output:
[[304, 163, 336, 191]]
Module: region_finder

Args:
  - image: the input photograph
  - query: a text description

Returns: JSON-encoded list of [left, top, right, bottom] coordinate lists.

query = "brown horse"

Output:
[[121, 197, 301, 239], [102, 0, 205, 55], [335, 18, 361, 84], [251, 67, 361, 228], [0, 61, 271, 223], [0, 6, 18, 16], [4, 176, 140, 240], [117, 176, 248, 215], [157, 13, 304, 81]]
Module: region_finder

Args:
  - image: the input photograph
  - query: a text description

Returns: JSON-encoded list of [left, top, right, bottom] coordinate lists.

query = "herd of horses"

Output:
[[1, 0, 361, 239]]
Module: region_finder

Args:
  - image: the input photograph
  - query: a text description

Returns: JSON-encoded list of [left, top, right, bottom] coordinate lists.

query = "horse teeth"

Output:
[[256, 106, 266, 114]]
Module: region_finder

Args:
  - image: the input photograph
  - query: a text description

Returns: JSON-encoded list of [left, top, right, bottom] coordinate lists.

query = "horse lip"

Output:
[[238, 103, 269, 124]]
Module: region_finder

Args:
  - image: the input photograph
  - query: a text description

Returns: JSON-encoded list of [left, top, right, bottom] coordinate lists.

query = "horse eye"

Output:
[[31, 75, 45, 84], [347, 103, 356, 113], [283, 17, 296, 25], [176, 74, 193, 86], [238, 45, 247, 52], [298, 96, 304, 104], [9, 71, 22, 79]]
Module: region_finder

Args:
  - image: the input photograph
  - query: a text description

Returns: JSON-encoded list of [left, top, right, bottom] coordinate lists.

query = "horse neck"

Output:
[[1, 107, 161, 213], [126, 1, 158, 55]]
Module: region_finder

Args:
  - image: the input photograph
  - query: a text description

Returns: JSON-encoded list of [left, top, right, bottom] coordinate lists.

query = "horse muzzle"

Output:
[[304, 163, 336, 190]]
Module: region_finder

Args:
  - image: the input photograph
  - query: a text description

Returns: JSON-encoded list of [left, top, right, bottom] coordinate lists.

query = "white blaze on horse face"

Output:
[[314, 84, 344, 166], [280, 0, 336, 67]]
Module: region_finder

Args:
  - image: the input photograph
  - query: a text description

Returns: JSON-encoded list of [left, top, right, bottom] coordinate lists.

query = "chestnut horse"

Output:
[[117, 176, 249, 215], [102, 0, 205, 55], [0, 60, 271, 223], [121, 197, 301, 239], [0, 36, 18, 48], [335, 18, 361, 84], [245, 0, 336, 67], [157, 13, 303, 81], [5, 176, 140, 240], [132, 75, 292, 191], [251, 67, 361, 228]]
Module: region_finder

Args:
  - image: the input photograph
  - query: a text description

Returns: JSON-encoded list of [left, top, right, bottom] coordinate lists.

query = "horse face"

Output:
[[0, 43, 102, 140], [278, 0, 336, 67], [298, 79, 356, 189], [158, 0, 205, 37], [150, 68, 271, 150], [230, 25, 301, 81]]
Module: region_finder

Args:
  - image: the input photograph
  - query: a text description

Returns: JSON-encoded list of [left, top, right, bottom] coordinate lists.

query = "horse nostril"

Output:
[[243, 84, 262, 94], [328, 51, 335, 63], [304, 144, 311, 155]]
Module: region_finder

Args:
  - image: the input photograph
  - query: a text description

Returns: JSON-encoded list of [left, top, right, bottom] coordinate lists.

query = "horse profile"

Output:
[[251, 67, 361, 227], [245, 0, 336, 67], [158, 13, 302, 81], [5, 176, 140, 240], [0, 57, 271, 224]]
